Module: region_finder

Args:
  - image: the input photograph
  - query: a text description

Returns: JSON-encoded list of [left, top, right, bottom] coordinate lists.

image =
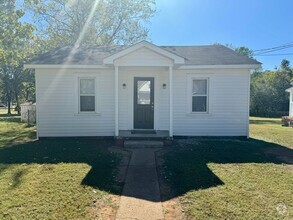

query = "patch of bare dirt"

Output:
[[156, 149, 185, 220], [89, 146, 131, 220], [89, 195, 119, 220]]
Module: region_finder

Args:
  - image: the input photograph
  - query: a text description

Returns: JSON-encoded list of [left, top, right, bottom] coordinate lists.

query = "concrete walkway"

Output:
[[116, 148, 164, 220]]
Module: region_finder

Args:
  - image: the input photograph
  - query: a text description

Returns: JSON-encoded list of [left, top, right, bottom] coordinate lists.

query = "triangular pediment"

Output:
[[103, 41, 185, 66]]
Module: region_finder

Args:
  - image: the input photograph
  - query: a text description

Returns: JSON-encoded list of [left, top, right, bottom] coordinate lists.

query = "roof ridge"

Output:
[[160, 45, 219, 47]]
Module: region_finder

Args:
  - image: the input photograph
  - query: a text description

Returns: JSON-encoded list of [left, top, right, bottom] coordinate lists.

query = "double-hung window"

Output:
[[79, 78, 96, 112], [192, 79, 208, 113]]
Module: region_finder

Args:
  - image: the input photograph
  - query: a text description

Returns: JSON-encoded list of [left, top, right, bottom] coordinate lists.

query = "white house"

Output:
[[25, 41, 261, 138], [286, 87, 293, 116]]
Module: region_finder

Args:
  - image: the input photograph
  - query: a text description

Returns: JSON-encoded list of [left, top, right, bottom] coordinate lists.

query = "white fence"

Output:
[[21, 103, 36, 123]]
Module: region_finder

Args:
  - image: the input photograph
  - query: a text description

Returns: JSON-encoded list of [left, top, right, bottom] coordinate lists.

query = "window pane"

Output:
[[193, 80, 207, 95], [80, 79, 95, 94], [137, 81, 151, 104], [192, 96, 207, 112], [80, 96, 95, 111]]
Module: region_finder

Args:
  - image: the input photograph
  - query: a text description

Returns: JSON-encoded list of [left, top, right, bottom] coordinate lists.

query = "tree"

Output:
[[25, 0, 156, 47], [22, 71, 36, 102], [214, 43, 254, 58], [0, 0, 35, 114], [235, 46, 253, 58], [280, 59, 293, 79], [274, 59, 292, 112], [250, 60, 292, 117]]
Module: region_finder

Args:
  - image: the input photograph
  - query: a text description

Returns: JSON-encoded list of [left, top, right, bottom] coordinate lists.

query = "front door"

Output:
[[134, 77, 154, 129]]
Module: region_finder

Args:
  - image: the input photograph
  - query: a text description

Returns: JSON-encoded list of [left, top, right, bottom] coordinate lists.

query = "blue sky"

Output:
[[149, 0, 293, 70]]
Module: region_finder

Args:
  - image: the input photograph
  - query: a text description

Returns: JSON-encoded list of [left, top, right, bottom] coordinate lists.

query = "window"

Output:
[[137, 80, 151, 104], [192, 79, 208, 112], [79, 78, 95, 112]]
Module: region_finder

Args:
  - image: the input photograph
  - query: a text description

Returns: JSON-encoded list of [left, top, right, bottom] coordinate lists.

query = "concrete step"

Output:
[[124, 140, 164, 148]]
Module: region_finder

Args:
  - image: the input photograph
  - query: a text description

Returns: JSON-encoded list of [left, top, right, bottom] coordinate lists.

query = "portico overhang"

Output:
[[107, 41, 180, 137]]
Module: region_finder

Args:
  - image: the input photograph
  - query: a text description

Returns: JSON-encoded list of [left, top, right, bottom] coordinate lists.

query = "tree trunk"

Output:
[[15, 92, 20, 115], [7, 97, 11, 115], [15, 91, 20, 115], [25, 89, 29, 101]]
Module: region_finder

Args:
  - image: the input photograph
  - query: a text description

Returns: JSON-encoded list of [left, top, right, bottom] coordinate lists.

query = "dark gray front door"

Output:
[[134, 77, 154, 129]]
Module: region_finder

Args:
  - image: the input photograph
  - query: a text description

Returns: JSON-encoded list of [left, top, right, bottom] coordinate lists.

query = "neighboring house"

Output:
[[286, 87, 293, 116], [25, 41, 261, 138]]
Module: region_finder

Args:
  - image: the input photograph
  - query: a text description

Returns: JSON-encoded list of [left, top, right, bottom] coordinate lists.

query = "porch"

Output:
[[104, 41, 186, 138]]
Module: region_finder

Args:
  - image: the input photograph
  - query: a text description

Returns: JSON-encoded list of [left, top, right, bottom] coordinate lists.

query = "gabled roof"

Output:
[[103, 41, 185, 64], [26, 41, 261, 67]]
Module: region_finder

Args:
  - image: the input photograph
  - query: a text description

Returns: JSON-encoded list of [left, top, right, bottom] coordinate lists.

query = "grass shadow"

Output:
[[0, 113, 20, 117], [1, 134, 291, 202], [10, 168, 29, 188], [0, 117, 21, 123], [0, 139, 121, 193], [160, 138, 292, 201]]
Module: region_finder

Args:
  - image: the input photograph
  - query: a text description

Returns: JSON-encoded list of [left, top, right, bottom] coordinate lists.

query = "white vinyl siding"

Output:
[[35, 69, 114, 137], [173, 69, 250, 137], [289, 91, 293, 116], [114, 47, 173, 66], [35, 67, 250, 137]]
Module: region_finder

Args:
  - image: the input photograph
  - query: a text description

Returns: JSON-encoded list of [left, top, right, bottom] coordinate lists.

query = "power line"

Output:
[[253, 41, 293, 52], [253, 43, 293, 55], [254, 53, 293, 56]]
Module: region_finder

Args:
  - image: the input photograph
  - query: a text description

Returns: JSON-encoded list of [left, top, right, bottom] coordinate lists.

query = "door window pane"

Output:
[[137, 81, 151, 104], [193, 80, 207, 95], [192, 96, 207, 112], [80, 96, 95, 111]]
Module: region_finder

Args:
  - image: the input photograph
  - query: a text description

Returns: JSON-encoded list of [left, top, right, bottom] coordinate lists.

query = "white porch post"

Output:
[[169, 66, 173, 137], [115, 66, 119, 136]]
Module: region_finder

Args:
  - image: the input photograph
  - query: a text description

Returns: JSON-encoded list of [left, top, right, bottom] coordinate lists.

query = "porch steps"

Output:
[[124, 140, 164, 148], [119, 130, 169, 141]]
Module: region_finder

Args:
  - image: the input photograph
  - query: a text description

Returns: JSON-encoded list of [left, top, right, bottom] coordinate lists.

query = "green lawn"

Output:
[[161, 117, 293, 219], [250, 117, 293, 149], [0, 110, 121, 219], [1, 110, 292, 219]]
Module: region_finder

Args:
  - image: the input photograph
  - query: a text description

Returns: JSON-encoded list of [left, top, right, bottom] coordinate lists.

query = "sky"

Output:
[[149, 0, 293, 70]]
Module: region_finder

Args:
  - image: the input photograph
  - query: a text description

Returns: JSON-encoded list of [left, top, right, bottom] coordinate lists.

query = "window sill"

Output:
[[74, 112, 101, 116], [186, 112, 212, 117]]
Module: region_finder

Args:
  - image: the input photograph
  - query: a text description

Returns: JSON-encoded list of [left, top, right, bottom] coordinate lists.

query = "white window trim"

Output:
[[187, 76, 210, 114], [78, 77, 99, 114]]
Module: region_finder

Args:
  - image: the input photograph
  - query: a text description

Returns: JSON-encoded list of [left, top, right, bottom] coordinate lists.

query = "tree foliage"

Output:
[[0, 1, 292, 119], [235, 46, 253, 58], [25, 0, 156, 47], [250, 59, 292, 117], [0, 0, 36, 114], [0, 0, 156, 114], [214, 43, 254, 58]]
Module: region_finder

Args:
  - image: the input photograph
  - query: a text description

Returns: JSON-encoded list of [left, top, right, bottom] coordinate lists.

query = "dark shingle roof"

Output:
[[161, 45, 261, 65], [28, 44, 261, 66], [28, 45, 127, 65]]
